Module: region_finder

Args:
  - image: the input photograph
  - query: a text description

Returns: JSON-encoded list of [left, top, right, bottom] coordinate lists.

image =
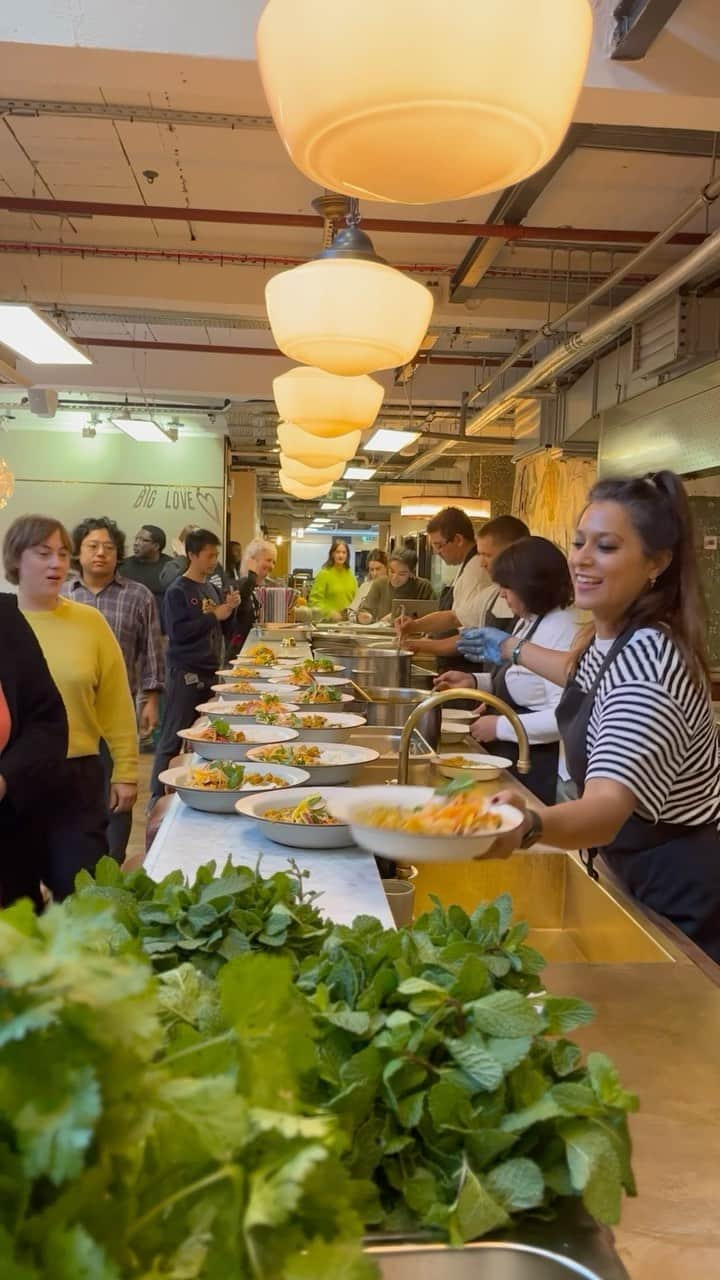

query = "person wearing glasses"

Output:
[[61, 516, 165, 861], [396, 510, 528, 666]]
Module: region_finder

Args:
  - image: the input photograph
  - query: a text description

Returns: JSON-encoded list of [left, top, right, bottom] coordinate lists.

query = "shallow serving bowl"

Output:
[[196, 699, 300, 723], [158, 762, 310, 813], [211, 682, 299, 702], [434, 752, 512, 782], [235, 786, 357, 849], [294, 690, 356, 708], [177, 720, 299, 761], [271, 673, 351, 689], [246, 742, 380, 785], [263, 711, 367, 743], [327, 785, 523, 863]]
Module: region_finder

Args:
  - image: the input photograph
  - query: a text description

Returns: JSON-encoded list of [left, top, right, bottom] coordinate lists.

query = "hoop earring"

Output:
[[649, 577, 657, 589]]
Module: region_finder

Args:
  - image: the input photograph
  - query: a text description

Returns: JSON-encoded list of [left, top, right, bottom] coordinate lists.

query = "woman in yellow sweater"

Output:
[[2, 515, 138, 898]]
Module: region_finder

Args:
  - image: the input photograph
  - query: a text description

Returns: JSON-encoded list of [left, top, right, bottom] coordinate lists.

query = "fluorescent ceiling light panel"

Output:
[[401, 498, 491, 519], [110, 415, 175, 444], [320, 502, 342, 510], [344, 465, 376, 480], [0, 304, 92, 365], [364, 427, 420, 452]]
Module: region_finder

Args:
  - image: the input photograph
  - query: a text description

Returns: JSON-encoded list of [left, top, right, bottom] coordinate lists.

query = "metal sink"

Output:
[[348, 724, 434, 761], [412, 850, 675, 964]]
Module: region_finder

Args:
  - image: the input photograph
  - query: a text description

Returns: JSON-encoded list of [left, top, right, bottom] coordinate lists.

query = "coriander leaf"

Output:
[[244, 1145, 330, 1230], [486, 1158, 545, 1212], [43, 1226, 121, 1280]]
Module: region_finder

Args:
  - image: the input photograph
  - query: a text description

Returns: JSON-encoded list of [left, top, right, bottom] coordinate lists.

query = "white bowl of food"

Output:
[[250, 710, 367, 742], [434, 752, 513, 782], [158, 760, 310, 813], [272, 671, 350, 690], [265, 659, 346, 680], [211, 681, 299, 702], [196, 697, 300, 723], [177, 718, 299, 761], [235, 786, 356, 848], [240, 645, 276, 665], [327, 784, 523, 863], [224, 662, 273, 679], [246, 742, 380, 785], [294, 688, 356, 709]]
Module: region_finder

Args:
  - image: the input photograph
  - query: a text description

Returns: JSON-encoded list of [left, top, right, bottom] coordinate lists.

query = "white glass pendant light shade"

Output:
[[279, 470, 333, 500], [266, 256, 434, 375], [278, 422, 361, 465], [279, 454, 346, 485], [257, 0, 593, 205], [274, 368, 382, 438]]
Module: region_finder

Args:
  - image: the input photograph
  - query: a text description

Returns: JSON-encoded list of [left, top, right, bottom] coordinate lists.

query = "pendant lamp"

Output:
[[279, 471, 334, 500], [280, 454, 346, 485], [274, 367, 383, 438], [278, 422, 361, 465], [265, 222, 434, 376], [257, 0, 593, 205]]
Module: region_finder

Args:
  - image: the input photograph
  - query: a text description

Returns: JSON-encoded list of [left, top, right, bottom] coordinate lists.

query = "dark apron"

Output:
[[487, 615, 559, 806], [557, 628, 720, 963]]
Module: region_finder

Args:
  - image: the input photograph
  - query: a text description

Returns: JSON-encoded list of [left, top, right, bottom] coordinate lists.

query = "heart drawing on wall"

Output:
[[195, 489, 220, 526]]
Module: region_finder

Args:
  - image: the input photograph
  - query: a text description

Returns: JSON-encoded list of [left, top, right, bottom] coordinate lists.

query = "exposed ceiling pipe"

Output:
[[466, 173, 720, 409], [76, 336, 534, 369], [0, 196, 707, 247], [403, 185, 720, 477]]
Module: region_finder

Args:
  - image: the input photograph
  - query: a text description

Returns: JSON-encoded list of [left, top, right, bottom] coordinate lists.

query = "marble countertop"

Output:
[[144, 793, 394, 928]]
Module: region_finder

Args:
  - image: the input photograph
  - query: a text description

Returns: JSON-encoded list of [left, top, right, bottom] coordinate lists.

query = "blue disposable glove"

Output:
[[457, 626, 510, 665]]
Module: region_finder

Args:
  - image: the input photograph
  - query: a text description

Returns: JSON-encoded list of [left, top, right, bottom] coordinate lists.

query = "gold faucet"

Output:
[[397, 688, 531, 784]]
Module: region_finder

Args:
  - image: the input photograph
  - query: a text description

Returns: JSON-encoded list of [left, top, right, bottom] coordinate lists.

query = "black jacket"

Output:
[[0, 595, 68, 817]]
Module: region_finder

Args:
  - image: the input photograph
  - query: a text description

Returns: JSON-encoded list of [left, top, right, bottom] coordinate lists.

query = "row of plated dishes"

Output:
[[157, 645, 522, 864]]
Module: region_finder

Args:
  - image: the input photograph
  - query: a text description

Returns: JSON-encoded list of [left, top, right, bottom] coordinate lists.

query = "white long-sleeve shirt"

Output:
[[474, 608, 579, 757]]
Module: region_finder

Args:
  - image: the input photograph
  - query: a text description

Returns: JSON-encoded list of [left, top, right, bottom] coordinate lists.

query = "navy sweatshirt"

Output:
[[163, 575, 230, 674]]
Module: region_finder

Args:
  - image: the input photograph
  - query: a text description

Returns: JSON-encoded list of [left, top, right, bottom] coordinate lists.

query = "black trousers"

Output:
[[0, 805, 46, 909], [99, 739, 133, 863], [43, 756, 109, 900], [151, 666, 216, 797]]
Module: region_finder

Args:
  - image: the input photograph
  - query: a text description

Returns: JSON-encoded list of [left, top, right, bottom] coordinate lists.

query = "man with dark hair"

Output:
[[61, 516, 165, 860], [397, 507, 530, 665], [150, 529, 239, 799], [121, 523, 173, 610]]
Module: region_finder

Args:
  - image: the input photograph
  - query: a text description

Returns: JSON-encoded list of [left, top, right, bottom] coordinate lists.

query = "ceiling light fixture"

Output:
[[274, 367, 383, 438], [277, 421, 361, 468], [344, 465, 376, 481], [257, 0, 593, 205], [320, 502, 342, 511], [279, 470, 333, 500], [110, 415, 176, 444], [364, 427, 420, 453], [279, 454, 346, 485], [0, 304, 92, 365], [401, 498, 492, 519], [265, 207, 433, 376]]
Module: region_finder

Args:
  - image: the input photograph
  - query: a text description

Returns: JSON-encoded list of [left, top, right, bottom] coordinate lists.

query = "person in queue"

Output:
[[0, 595, 69, 907], [436, 537, 578, 804], [3, 515, 138, 898], [150, 528, 240, 800], [62, 516, 165, 861], [121, 523, 172, 611], [463, 472, 720, 963], [231, 536, 279, 652], [309, 538, 358, 620], [227, 540, 244, 583], [358, 549, 435, 623], [396, 511, 529, 665], [349, 548, 388, 616]]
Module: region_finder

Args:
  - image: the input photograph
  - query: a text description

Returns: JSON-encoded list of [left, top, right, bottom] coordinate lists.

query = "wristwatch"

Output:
[[519, 809, 543, 849], [510, 637, 526, 666]]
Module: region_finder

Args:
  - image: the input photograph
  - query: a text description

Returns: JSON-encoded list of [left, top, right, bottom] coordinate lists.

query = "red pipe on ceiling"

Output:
[[0, 195, 706, 247], [78, 336, 533, 368]]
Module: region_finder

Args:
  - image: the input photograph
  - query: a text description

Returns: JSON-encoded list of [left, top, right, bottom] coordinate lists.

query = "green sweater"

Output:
[[309, 565, 358, 616]]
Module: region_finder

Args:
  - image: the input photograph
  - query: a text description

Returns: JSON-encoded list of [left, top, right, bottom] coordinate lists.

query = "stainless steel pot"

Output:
[[352, 647, 413, 689], [373, 1243, 616, 1279], [359, 687, 441, 750]]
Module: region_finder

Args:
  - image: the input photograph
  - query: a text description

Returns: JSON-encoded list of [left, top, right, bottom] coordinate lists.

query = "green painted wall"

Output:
[[0, 430, 225, 581]]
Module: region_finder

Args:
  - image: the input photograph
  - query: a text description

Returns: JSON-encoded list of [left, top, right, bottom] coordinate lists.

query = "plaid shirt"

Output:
[[61, 573, 165, 696]]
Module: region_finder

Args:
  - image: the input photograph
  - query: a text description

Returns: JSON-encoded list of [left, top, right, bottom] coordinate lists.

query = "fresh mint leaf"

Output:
[[486, 1157, 545, 1211], [587, 1053, 639, 1112], [561, 1122, 624, 1224], [541, 997, 595, 1035], [446, 1033, 504, 1092], [470, 990, 543, 1038], [449, 1164, 509, 1243]]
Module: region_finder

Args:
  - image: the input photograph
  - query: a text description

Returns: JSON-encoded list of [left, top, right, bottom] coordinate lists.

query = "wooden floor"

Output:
[[124, 753, 153, 867]]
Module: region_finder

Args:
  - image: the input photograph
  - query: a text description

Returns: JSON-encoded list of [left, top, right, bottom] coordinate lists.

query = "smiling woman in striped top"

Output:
[[458, 471, 720, 963]]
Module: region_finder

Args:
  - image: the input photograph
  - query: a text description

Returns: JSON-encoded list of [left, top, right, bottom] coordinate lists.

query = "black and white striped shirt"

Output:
[[577, 628, 720, 828]]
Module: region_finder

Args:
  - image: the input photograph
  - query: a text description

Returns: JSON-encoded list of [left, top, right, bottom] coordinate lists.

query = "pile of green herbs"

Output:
[[0, 859, 638, 1276]]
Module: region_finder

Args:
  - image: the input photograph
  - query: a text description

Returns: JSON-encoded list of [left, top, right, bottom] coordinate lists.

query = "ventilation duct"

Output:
[[630, 296, 720, 380], [513, 398, 542, 439]]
